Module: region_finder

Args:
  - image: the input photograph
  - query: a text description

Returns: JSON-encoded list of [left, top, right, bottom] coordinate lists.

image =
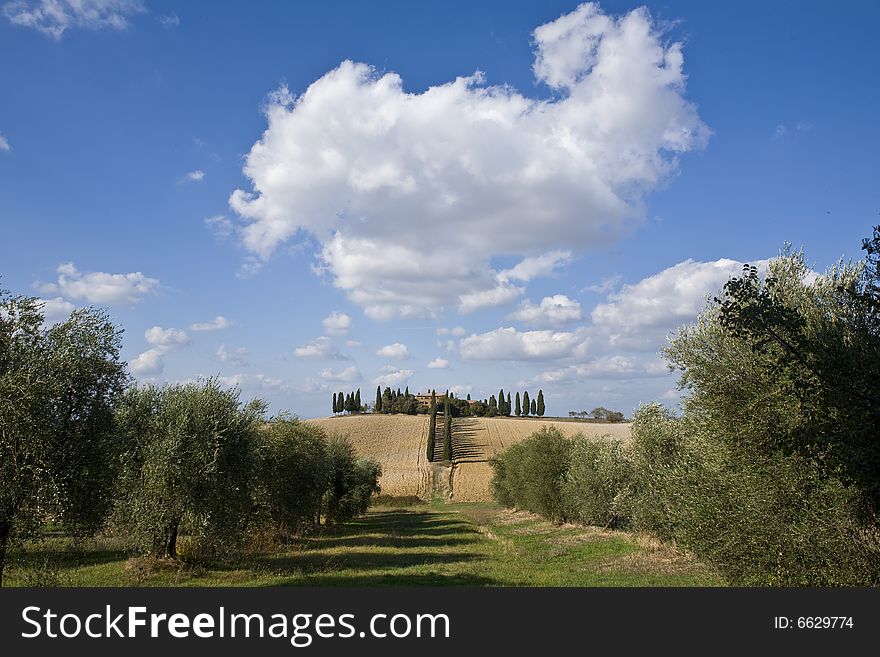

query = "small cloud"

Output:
[[215, 343, 251, 367], [181, 169, 205, 183], [346, 340, 363, 348], [0, 133, 10, 151], [205, 214, 234, 240], [372, 368, 414, 387], [376, 342, 410, 359], [427, 358, 449, 369], [237, 256, 263, 279], [36, 261, 159, 305], [320, 366, 361, 383], [294, 336, 347, 360], [3, 0, 146, 39], [322, 311, 352, 336], [158, 12, 179, 29], [189, 315, 233, 332], [130, 325, 190, 376], [585, 275, 621, 294]]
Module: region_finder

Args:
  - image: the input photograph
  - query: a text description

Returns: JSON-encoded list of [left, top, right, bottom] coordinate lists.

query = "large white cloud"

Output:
[[37, 262, 160, 305], [459, 327, 586, 361], [591, 258, 770, 350], [229, 3, 708, 319], [3, 0, 145, 39]]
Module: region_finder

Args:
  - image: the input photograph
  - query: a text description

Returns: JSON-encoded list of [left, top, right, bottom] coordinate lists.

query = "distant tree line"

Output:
[[332, 389, 363, 414], [568, 407, 626, 422]]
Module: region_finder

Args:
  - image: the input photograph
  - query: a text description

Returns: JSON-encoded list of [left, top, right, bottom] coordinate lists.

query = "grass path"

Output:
[[6, 503, 721, 587]]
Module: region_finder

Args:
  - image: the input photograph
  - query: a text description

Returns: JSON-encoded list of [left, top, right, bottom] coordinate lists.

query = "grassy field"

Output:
[[5, 501, 720, 587], [307, 415, 631, 502]]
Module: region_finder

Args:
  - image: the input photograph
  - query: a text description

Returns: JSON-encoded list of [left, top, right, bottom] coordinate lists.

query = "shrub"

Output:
[[252, 416, 329, 534], [562, 435, 633, 529], [490, 426, 571, 521], [322, 436, 382, 525]]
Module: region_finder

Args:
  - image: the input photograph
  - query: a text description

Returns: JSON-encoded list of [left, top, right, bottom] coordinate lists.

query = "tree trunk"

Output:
[[165, 522, 179, 559], [0, 519, 11, 588]]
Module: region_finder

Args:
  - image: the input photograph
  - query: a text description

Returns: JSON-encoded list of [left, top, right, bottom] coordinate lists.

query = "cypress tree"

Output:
[[522, 391, 530, 416], [530, 398, 537, 415], [467, 393, 471, 400], [338, 391, 344, 413], [332, 392, 337, 414], [405, 386, 409, 397], [498, 388, 505, 414], [427, 391, 437, 461], [536, 389, 545, 417], [515, 391, 521, 416], [375, 386, 382, 413], [443, 390, 453, 461], [489, 395, 497, 414], [355, 388, 361, 413], [506, 392, 512, 417]]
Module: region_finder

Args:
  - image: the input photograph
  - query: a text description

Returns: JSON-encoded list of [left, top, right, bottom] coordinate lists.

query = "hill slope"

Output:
[[307, 415, 631, 501]]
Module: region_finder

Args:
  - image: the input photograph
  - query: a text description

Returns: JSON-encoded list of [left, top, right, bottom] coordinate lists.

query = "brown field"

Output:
[[308, 415, 631, 502]]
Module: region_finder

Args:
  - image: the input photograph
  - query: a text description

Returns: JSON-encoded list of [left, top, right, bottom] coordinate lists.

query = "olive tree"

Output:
[[0, 292, 127, 585], [113, 379, 266, 558]]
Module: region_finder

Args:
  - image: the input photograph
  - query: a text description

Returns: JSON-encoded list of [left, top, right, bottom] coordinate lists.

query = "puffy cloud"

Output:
[[37, 262, 159, 305], [459, 326, 585, 361], [130, 325, 190, 376], [229, 3, 707, 319], [38, 297, 75, 323], [3, 0, 145, 39], [427, 358, 449, 369], [497, 251, 571, 283], [457, 282, 523, 314], [182, 169, 205, 183], [376, 342, 410, 359], [372, 368, 414, 387], [215, 344, 251, 367], [591, 258, 770, 350], [507, 294, 582, 327], [322, 311, 352, 335], [0, 133, 10, 151], [190, 315, 233, 332], [319, 366, 361, 383], [533, 355, 668, 384], [294, 336, 347, 360], [585, 274, 621, 294]]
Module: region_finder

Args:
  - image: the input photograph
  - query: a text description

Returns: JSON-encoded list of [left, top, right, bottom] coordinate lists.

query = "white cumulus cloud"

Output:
[[190, 315, 233, 332], [37, 262, 160, 305], [372, 368, 414, 387], [319, 366, 361, 383], [376, 342, 410, 359], [507, 294, 582, 327], [591, 258, 770, 350], [182, 169, 205, 183], [228, 3, 708, 320], [322, 311, 352, 335], [459, 326, 585, 361], [0, 133, 10, 151], [294, 336, 347, 360], [427, 358, 449, 369], [130, 326, 190, 376], [38, 297, 75, 323], [215, 344, 251, 367], [3, 0, 145, 39]]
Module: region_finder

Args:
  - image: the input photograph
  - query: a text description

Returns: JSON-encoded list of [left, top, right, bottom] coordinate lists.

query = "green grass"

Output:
[[4, 503, 722, 587]]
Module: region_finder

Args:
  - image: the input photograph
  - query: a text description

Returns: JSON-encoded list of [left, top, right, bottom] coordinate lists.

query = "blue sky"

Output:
[[1, 0, 878, 418]]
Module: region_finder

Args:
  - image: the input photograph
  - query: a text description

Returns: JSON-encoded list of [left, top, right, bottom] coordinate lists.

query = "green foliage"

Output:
[[0, 291, 127, 585], [490, 427, 571, 521], [536, 389, 545, 417], [443, 391, 453, 461], [530, 398, 537, 415], [515, 392, 521, 416], [562, 436, 633, 529], [252, 416, 329, 534], [522, 391, 530, 416], [322, 436, 381, 525], [427, 392, 436, 462], [374, 386, 382, 413], [113, 379, 266, 558]]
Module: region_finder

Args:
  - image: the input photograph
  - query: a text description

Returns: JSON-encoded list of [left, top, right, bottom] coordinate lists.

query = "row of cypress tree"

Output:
[[332, 389, 362, 414]]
